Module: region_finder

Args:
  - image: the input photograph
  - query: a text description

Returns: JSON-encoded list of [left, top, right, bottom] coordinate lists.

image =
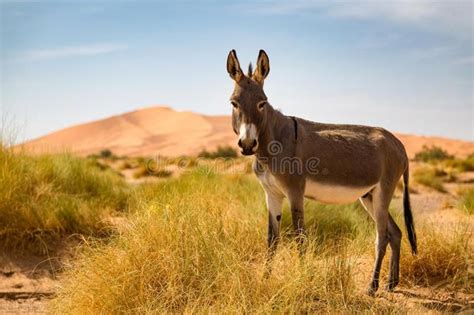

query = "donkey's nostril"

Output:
[[238, 139, 243, 148], [252, 139, 257, 147]]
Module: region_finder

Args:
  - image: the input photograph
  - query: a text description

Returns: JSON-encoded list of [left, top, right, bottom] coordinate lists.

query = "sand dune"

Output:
[[17, 106, 474, 158]]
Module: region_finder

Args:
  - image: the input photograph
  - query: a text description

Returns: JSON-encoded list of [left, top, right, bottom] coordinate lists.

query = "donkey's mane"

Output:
[[247, 62, 253, 77]]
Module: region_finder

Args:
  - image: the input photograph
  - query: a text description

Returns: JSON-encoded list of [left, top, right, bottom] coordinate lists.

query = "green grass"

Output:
[[444, 154, 474, 173], [414, 145, 454, 163], [198, 145, 238, 159], [132, 163, 173, 179], [413, 166, 447, 192], [458, 187, 474, 215], [0, 145, 129, 251]]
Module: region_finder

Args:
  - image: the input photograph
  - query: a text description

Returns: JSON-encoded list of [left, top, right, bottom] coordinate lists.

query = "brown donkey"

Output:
[[226, 49, 417, 295]]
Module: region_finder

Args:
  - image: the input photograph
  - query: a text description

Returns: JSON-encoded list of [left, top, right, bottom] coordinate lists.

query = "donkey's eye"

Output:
[[231, 101, 239, 109], [257, 101, 267, 111]]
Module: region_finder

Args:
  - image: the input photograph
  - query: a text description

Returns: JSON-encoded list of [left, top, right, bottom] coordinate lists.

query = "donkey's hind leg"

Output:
[[360, 194, 401, 293], [386, 214, 402, 291], [287, 189, 306, 255], [360, 186, 391, 296]]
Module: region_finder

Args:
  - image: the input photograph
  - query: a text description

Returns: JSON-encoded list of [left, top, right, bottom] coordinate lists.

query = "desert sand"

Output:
[[17, 106, 474, 158]]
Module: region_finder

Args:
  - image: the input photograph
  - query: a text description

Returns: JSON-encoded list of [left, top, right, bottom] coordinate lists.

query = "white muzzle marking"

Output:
[[239, 123, 258, 151], [239, 123, 257, 141]]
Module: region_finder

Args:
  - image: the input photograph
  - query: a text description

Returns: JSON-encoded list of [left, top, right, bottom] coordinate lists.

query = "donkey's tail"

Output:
[[403, 165, 417, 255]]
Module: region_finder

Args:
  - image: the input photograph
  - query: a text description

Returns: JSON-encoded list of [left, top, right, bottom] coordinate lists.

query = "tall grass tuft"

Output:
[[400, 222, 472, 291], [458, 187, 474, 215], [0, 145, 129, 251]]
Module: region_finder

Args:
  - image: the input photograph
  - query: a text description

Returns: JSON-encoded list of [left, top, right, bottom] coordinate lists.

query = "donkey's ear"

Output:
[[253, 50, 270, 85], [227, 50, 243, 82]]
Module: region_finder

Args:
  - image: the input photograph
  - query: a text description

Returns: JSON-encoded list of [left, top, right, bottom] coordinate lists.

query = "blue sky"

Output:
[[1, 0, 473, 142]]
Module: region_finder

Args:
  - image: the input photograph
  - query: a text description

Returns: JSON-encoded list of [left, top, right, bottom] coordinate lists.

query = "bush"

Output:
[[0, 145, 129, 251], [444, 155, 474, 173], [414, 145, 454, 162], [100, 149, 113, 159], [413, 166, 446, 192], [198, 145, 238, 159]]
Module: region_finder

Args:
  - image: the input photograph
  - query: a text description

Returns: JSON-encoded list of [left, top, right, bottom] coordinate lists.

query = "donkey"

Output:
[[226, 49, 417, 295]]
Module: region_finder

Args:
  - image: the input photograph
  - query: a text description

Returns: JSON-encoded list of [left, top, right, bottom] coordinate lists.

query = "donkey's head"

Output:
[[227, 49, 270, 155]]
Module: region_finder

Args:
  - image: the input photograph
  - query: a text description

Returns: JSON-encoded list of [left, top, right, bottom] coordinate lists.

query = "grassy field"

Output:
[[0, 146, 472, 312], [51, 168, 472, 313]]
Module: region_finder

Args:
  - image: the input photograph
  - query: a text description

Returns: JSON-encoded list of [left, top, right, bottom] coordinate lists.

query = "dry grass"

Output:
[[53, 170, 399, 313], [399, 222, 472, 291], [132, 164, 172, 179], [2, 147, 470, 312], [51, 168, 472, 313]]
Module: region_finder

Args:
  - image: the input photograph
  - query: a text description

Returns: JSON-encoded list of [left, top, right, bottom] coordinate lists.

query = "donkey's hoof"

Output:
[[385, 280, 399, 292], [366, 286, 378, 297]]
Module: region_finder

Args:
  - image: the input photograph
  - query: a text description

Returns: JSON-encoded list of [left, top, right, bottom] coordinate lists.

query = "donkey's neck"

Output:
[[257, 105, 294, 157]]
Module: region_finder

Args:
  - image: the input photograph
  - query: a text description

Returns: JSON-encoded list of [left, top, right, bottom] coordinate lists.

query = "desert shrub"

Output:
[[458, 187, 474, 215], [413, 166, 446, 192], [0, 145, 129, 251], [444, 154, 474, 173], [414, 145, 453, 162], [100, 149, 113, 158], [198, 145, 238, 159], [52, 170, 399, 313]]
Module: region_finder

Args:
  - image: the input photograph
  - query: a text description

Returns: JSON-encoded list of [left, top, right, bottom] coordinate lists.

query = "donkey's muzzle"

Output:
[[238, 139, 258, 155]]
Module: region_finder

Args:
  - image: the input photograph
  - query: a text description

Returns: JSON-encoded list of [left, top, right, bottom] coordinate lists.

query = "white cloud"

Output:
[[326, 1, 472, 40], [241, 0, 473, 40], [15, 43, 128, 62]]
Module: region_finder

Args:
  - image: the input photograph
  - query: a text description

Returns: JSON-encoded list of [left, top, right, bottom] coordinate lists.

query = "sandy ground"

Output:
[[1, 170, 472, 313], [16, 106, 474, 158], [0, 245, 68, 314]]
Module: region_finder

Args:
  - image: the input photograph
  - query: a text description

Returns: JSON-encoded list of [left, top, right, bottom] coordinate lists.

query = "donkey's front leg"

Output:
[[263, 190, 283, 277], [265, 190, 284, 256], [288, 190, 306, 253]]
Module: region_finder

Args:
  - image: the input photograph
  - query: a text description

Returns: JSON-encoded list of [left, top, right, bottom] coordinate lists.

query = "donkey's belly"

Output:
[[305, 180, 375, 204]]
